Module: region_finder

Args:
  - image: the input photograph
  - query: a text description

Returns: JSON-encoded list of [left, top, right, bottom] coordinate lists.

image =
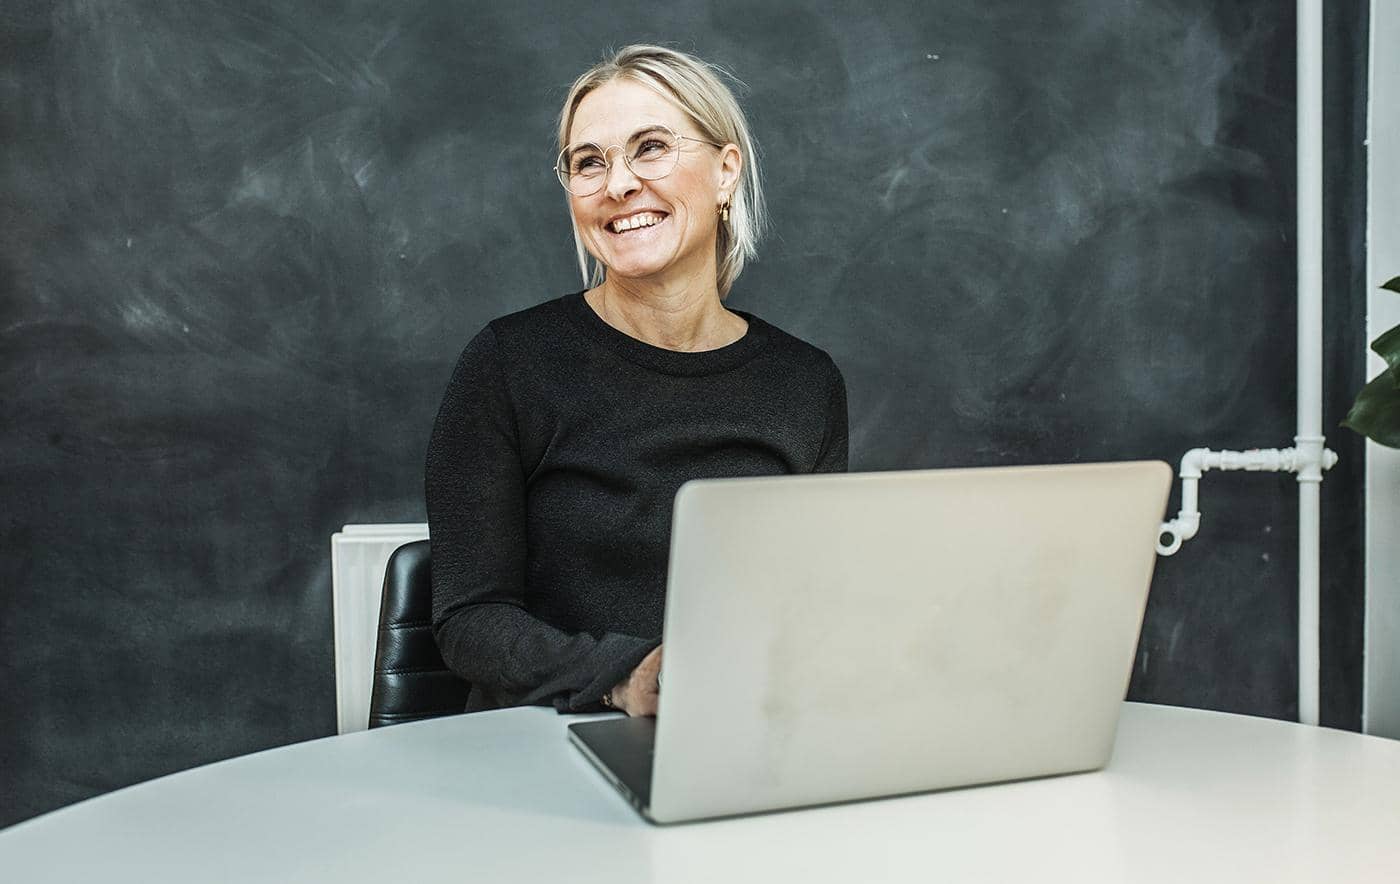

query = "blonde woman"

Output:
[[426, 45, 848, 718]]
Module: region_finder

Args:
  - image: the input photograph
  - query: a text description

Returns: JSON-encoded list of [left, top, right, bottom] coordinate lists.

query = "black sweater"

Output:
[[425, 291, 848, 713]]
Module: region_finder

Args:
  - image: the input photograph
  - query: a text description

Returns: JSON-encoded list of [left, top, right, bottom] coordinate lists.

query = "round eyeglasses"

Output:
[[554, 124, 725, 197]]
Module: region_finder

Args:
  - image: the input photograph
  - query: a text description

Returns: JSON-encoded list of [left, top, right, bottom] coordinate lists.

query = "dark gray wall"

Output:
[[1320, 0, 1369, 731], [1, 0, 1367, 827]]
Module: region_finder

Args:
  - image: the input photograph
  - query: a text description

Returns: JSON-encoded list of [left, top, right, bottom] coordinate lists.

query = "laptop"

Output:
[[568, 460, 1172, 824]]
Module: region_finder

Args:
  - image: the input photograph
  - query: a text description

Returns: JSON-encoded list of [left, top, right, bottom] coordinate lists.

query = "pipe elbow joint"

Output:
[[1178, 447, 1212, 480], [1156, 513, 1200, 557]]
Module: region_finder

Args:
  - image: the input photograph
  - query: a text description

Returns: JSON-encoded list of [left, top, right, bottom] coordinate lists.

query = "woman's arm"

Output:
[[812, 361, 849, 474], [425, 325, 657, 711]]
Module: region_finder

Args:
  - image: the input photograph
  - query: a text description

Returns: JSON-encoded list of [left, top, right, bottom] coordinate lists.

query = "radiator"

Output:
[[330, 523, 428, 734]]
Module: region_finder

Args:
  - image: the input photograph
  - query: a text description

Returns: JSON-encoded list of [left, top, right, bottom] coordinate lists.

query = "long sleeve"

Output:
[[425, 325, 656, 712], [812, 362, 849, 474]]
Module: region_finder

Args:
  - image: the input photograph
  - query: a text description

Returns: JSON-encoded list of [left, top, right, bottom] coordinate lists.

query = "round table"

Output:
[[3, 703, 1398, 882]]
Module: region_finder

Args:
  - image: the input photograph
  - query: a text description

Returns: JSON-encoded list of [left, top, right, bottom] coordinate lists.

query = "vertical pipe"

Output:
[[1296, 0, 1324, 727]]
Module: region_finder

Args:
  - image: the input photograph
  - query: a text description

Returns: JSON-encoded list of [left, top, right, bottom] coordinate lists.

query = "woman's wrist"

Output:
[[603, 676, 628, 712]]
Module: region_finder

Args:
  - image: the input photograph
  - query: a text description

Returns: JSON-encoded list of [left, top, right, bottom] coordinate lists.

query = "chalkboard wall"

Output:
[[1, 0, 1368, 826]]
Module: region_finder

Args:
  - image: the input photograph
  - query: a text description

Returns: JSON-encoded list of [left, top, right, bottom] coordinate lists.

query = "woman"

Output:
[[425, 45, 848, 718]]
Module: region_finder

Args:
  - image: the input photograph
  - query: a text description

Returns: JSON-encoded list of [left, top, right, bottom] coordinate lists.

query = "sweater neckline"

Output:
[[563, 289, 769, 377]]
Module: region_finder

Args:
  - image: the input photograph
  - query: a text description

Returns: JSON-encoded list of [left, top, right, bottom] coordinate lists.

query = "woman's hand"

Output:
[[609, 645, 663, 717]]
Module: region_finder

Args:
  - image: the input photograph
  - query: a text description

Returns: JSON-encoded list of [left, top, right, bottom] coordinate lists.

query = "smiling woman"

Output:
[[425, 45, 848, 719], [556, 47, 766, 306]]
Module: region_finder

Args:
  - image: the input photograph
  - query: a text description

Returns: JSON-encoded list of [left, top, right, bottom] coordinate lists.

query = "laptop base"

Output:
[[568, 717, 656, 817]]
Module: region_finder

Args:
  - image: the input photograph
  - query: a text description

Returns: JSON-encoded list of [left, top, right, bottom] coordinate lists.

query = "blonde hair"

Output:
[[557, 44, 767, 300]]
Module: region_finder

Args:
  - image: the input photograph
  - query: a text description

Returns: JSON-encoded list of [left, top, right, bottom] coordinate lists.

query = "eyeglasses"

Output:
[[554, 124, 725, 197]]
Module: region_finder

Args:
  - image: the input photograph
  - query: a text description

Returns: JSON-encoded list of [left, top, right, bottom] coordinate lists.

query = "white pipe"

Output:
[[1154, 0, 1332, 729], [1157, 447, 1337, 557], [1297, 0, 1324, 727]]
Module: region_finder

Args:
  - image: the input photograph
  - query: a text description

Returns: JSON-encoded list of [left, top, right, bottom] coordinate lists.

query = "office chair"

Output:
[[368, 539, 471, 727]]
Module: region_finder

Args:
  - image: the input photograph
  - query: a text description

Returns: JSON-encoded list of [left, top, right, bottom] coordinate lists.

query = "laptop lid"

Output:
[[646, 460, 1171, 823]]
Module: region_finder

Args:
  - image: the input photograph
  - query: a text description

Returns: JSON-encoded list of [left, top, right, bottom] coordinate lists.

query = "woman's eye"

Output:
[[637, 140, 666, 156], [575, 156, 604, 172]]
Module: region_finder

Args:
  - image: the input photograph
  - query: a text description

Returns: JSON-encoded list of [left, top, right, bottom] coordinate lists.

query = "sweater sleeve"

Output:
[[425, 325, 657, 712], [812, 361, 849, 474]]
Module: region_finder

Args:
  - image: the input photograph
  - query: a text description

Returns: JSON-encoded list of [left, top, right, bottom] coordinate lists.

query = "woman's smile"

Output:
[[604, 215, 671, 262], [606, 210, 669, 235]]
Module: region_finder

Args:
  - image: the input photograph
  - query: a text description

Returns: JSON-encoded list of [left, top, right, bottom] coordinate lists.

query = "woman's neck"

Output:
[[588, 271, 747, 352]]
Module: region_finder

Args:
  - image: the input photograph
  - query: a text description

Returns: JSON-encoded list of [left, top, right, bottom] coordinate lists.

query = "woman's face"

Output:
[[565, 80, 740, 288]]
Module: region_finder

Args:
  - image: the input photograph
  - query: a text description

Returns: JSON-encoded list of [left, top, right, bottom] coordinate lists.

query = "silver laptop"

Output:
[[569, 460, 1172, 824]]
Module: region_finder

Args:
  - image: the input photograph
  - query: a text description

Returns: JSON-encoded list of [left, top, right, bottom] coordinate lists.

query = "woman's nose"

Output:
[[603, 150, 642, 201]]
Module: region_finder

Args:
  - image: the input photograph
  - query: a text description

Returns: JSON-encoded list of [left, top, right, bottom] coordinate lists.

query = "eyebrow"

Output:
[[566, 124, 670, 152]]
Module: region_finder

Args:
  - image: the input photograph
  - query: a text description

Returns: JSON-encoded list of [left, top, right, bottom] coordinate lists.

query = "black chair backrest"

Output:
[[368, 540, 470, 728]]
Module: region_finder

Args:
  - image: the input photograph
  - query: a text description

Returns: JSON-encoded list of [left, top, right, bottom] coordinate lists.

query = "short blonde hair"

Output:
[[557, 45, 767, 300]]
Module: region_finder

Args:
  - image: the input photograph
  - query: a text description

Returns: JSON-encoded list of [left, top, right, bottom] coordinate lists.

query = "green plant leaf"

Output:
[[1373, 324, 1400, 376], [1383, 276, 1400, 294], [1342, 365, 1400, 448]]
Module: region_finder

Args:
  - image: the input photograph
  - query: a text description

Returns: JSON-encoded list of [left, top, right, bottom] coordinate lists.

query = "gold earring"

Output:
[[719, 200, 730, 223]]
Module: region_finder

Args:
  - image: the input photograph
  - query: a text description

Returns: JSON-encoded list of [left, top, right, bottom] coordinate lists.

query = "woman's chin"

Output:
[[601, 252, 675, 281]]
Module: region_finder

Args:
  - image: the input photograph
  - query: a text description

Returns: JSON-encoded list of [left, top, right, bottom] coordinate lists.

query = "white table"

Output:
[[3, 703, 1398, 883]]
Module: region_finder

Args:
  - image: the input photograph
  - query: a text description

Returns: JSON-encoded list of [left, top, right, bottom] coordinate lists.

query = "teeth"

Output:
[[610, 212, 664, 233]]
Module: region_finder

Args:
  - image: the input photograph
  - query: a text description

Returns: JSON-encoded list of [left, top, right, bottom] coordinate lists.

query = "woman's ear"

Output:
[[719, 143, 743, 194]]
